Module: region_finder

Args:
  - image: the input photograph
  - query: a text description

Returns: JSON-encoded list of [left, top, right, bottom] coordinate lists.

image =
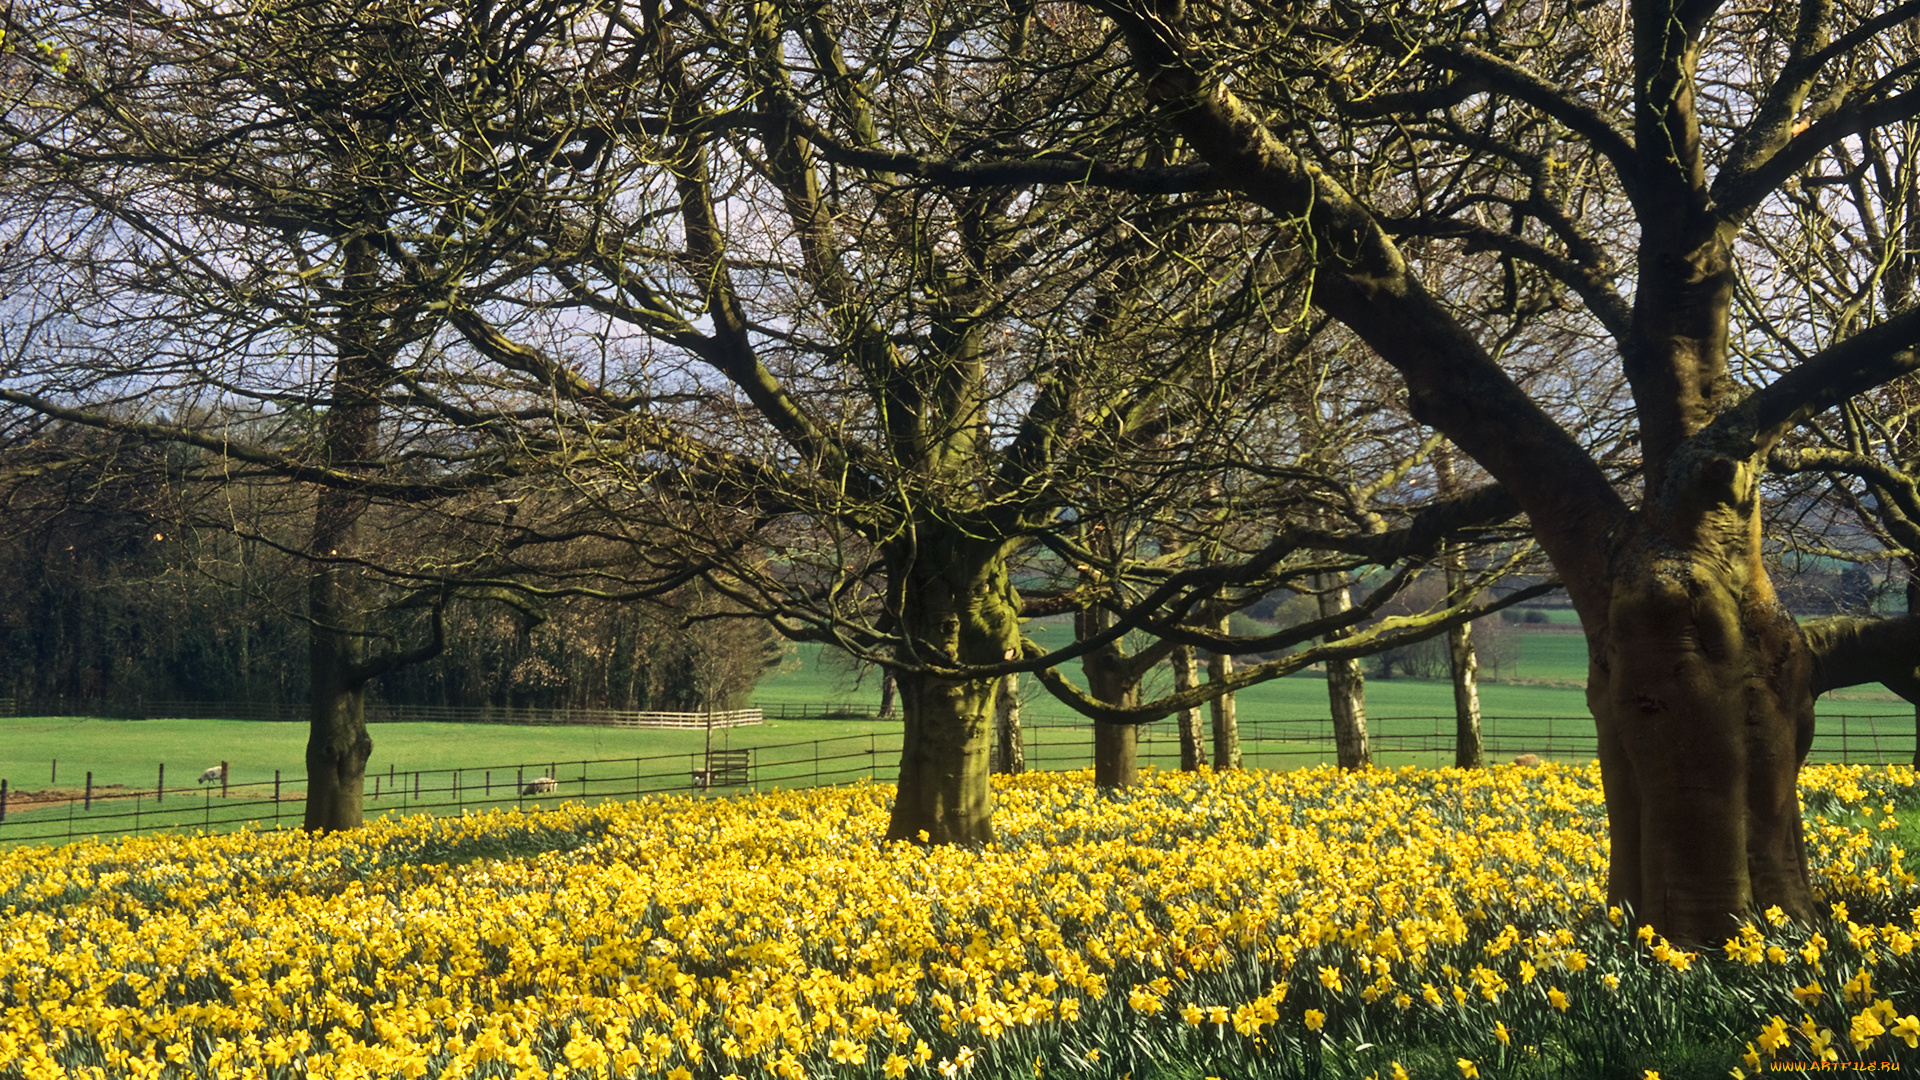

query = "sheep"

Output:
[[521, 776, 558, 796], [1510, 753, 1542, 767], [197, 764, 227, 784]]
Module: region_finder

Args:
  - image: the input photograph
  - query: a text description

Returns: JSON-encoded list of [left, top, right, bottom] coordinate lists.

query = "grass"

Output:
[[0, 715, 898, 795], [5, 621, 1912, 807]]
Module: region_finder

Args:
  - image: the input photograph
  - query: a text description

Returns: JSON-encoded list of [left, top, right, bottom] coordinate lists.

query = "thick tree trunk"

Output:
[[305, 625, 371, 832], [884, 535, 1019, 843], [891, 667, 998, 843], [994, 671, 1024, 775], [1587, 517, 1817, 943], [1173, 645, 1204, 771], [1319, 577, 1370, 769], [1209, 630, 1241, 769], [1094, 718, 1139, 788]]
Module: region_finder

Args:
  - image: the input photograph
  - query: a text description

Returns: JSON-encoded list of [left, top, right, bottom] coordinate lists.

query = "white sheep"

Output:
[[197, 764, 226, 784], [521, 776, 558, 795]]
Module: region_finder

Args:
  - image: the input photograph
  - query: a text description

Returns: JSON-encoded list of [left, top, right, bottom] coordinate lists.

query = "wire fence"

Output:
[[1, 713, 1911, 848]]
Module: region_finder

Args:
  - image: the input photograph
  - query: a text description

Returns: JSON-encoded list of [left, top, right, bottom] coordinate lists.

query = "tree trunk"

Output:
[[1209, 625, 1241, 769], [1909, 572, 1918, 770], [303, 485, 378, 833], [1093, 717, 1139, 788], [879, 669, 898, 719], [994, 671, 1024, 775], [303, 235, 382, 834], [884, 535, 1019, 843], [1448, 617, 1484, 769], [891, 667, 998, 843], [1084, 649, 1141, 789], [1319, 577, 1370, 769], [1436, 446, 1485, 769], [1173, 645, 1204, 771], [1588, 521, 1817, 942], [1081, 607, 1142, 789], [305, 620, 371, 832]]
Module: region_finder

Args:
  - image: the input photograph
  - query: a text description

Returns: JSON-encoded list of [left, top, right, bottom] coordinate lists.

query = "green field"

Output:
[[0, 714, 899, 795], [4, 623, 1913, 825]]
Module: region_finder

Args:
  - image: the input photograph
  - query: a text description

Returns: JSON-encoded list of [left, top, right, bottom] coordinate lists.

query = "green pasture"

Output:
[[5, 622, 1913, 833], [0, 714, 897, 797]]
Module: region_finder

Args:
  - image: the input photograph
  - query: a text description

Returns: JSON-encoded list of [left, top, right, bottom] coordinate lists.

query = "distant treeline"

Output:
[[0, 429, 784, 712]]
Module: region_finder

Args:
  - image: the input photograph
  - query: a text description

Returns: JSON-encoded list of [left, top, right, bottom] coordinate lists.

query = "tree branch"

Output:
[[1422, 43, 1640, 203], [1091, 0, 1630, 620], [1714, 90, 1920, 221], [1801, 614, 1920, 703], [1706, 305, 1920, 455], [770, 107, 1221, 194]]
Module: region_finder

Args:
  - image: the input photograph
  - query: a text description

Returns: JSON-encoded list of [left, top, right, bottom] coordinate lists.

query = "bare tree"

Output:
[[1043, 0, 1920, 940]]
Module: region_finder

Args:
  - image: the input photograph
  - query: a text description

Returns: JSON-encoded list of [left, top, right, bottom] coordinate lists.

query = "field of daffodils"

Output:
[[3, 763, 1919, 1079]]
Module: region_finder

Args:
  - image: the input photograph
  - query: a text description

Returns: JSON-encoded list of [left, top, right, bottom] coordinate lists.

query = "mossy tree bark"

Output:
[[884, 535, 1021, 844]]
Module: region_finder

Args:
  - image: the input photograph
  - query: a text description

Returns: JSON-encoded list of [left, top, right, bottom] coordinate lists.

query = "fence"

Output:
[[757, 702, 886, 720], [13, 699, 763, 728], [1004, 713, 1917, 771], [0, 734, 893, 846], [1, 714, 1911, 847]]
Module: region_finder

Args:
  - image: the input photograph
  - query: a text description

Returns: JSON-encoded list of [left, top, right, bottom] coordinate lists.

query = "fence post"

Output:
[[1, 778, 7, 823], [158, 763, 164, 804], [221, 761, 229, 799], [274, 770, 281, 827], [486, 770, 491, 796], [51, 759, 56, 784], [85, 771, 92, 811]]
